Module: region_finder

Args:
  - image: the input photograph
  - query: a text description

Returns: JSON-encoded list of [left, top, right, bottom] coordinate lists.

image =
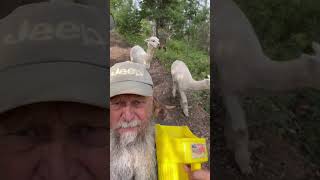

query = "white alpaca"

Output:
[[171, 60, 210, 117], [130, 36, 160, 69], [214, 0, 320, 174]]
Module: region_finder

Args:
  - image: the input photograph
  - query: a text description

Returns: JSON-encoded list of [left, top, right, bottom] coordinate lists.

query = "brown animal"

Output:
[[213, 0, 320, 174]]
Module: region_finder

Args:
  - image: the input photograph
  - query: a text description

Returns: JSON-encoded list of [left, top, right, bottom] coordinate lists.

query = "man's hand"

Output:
[[184, 165, 210, 180]]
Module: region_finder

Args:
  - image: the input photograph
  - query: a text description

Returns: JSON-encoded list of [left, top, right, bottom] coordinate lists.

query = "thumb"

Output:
[[184, 164, 191, 174]]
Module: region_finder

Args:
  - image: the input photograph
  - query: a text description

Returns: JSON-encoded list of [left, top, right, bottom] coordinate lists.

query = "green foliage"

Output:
[[140, 19, 152, 36], [111, 0, 210, 114], [122, 33, 147, 48], [111, 0, 142, 35], [111, 0, 210, 51], [155, 39, 209, 80], [235, 0, 320, 59]]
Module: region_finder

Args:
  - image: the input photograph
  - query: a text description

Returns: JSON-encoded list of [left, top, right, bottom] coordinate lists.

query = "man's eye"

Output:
[[110, 102, 121, 108], [132, 101, 140, 105], [132, 100, 144, 106]]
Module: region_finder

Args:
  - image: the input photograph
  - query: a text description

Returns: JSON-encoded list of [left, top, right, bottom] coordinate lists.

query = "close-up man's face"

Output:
[[0, 102, 107, 180], [110, 94, 157, 180], [110, 94, 154, 135]]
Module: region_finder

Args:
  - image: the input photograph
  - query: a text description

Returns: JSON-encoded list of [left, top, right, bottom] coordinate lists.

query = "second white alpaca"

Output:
[[130, 36, 160, 69], [171, 60, 210, 117]]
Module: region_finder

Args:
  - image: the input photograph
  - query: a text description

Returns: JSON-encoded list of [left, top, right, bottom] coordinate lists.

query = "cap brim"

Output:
[[0, 61, 108, 113], [110, 81, 153, 98]]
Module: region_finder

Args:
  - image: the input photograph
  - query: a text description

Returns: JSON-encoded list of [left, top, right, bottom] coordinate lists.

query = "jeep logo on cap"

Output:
[[3, 20, 105, 46], [111, 68, 144, 77]]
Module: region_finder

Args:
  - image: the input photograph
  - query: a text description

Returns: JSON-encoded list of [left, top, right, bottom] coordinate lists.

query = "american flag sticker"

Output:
[[191, 143, 206, 159]]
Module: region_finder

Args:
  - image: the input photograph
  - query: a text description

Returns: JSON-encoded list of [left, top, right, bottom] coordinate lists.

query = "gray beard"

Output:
[[110, 120, 157, 180]]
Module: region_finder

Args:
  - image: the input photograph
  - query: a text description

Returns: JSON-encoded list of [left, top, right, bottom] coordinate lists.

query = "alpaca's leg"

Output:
[[172, 80, 177, 98], [223, 95, 252, 174], [178, 85, 189, 117]]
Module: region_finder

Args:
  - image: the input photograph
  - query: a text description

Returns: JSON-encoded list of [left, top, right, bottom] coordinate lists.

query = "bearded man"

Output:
[[110, 61, 210, 180]]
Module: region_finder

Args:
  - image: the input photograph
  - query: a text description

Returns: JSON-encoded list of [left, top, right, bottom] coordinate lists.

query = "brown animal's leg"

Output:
[[223, 95, 252, 174]]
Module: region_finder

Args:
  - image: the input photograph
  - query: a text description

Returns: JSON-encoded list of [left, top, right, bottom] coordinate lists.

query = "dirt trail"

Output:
[[110, 32, 210, 168], [213, 93, 319, 179]]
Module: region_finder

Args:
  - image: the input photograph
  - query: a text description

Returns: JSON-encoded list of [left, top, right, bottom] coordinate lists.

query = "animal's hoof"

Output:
[[165, 105, 176, 109]]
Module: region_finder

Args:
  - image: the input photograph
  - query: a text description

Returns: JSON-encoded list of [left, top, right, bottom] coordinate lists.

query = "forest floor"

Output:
[[213, 92, 320, 180]]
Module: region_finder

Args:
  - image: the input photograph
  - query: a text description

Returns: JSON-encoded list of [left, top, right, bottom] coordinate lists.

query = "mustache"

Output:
[[115, 120, 142, 129]]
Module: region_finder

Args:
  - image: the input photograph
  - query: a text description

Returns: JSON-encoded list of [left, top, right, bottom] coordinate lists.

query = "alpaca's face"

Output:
[[145, 36, 160, 49]]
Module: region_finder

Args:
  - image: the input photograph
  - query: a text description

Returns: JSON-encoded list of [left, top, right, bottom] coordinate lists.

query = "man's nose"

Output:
[[38, 141, 76, 180], [122, 105, 135, 121]]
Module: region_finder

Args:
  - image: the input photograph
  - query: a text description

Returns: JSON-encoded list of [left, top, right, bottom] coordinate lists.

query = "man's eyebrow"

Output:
[[133, 95, 148, 100]]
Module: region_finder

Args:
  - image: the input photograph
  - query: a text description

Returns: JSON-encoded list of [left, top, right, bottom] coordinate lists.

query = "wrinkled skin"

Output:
[[110, 94, 154, 135]]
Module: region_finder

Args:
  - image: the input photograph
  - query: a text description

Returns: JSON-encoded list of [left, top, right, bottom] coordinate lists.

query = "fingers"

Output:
[[184, 165, 210, 180], [190, 170, 210, 180]]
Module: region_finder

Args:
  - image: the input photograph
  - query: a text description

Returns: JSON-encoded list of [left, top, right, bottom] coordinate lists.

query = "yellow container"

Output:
[[155, 124, 208, 180]]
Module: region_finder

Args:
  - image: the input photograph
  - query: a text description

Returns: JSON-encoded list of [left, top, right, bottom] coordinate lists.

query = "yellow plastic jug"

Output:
[[155, 124, 208, 180]]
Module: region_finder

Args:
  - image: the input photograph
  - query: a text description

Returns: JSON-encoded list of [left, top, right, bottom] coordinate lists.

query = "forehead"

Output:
[[0, 102, 106, 127]]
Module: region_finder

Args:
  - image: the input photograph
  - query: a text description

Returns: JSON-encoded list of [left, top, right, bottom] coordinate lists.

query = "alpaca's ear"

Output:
[[144, 38, 149, 43], [312, 41, 320, 55]]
